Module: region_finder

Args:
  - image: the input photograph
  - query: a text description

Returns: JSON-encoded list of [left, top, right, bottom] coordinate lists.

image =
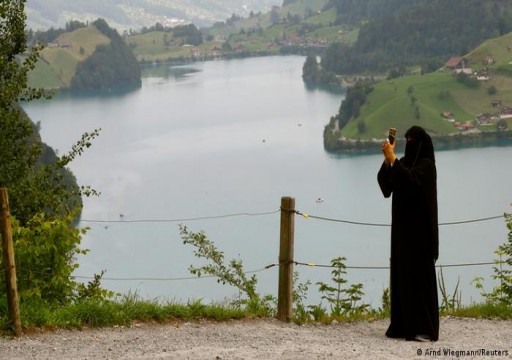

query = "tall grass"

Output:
[[444, 302, 512, 319], [1, 293, 511, 335], [0, 293, 249, 334]]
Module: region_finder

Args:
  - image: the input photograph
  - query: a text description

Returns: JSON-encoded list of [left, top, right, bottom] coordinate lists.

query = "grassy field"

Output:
[[466, 32, 512, 66], [342, 72, 474, 139], [27, 58, 63, 89], [127, 31, 193, 62]]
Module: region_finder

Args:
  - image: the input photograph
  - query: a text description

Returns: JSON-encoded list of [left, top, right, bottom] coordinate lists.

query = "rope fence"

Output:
[[2, 192, 510, 325], [69, 260, 506, 282], [290, 209, 505, 227], [80, 209, 281, 224], [79, 209, 505, 227], [70, 206, 509, 284]]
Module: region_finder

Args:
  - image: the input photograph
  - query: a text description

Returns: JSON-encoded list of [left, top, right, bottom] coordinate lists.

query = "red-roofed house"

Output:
[[445, 56, 470, 74]]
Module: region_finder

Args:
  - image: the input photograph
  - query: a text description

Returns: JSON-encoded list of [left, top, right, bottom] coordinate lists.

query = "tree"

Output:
[[0, 0, 105, 305], [1, 0, 46, 222], [336, 81, 374, 129], [270, 8, 280, 24], [71, 19, 141, 91], [302, 53, 320, 84], [0, 0, 98, 222], [172, 23, 203, 46]]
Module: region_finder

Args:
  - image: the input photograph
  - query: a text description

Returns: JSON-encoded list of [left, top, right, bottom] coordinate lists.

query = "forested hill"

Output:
[[326, 0, 424, 25], [71, 19, 141, 91], [320, 0, 512, 76], [28, 19, 141, 92]]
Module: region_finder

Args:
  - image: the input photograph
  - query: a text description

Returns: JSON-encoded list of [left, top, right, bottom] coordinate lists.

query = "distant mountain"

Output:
[[25, 0, 283, 31]]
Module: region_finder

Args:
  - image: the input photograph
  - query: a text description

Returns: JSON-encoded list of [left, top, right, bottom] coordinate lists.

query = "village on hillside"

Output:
[[442, 55, 509, 133]]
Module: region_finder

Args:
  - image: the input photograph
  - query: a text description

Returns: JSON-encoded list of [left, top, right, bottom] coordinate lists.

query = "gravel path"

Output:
[[0, 317, 511, 359]]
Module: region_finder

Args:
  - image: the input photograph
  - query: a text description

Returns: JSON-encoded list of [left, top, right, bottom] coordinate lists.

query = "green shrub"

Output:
[[472, 213, 512, 306], [180, 224, 275, 315], [315, 257, 369, 317]]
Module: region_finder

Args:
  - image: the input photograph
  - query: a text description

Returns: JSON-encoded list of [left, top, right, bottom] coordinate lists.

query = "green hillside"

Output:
[[341, 72, 474, 140], [28, 57, 66, 89], [28, 27, 110, 89], [465, 31, 512, 78], [338, 70, 512, 140], [28, 20, 141, 91], [327, 31, 512, 149]]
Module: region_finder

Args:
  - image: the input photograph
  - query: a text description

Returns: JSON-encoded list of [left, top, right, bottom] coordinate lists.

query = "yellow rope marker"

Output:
[[301, 213, 309, 218]]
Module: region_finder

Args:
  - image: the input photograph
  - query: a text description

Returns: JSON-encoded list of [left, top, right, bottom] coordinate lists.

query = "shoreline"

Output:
[[324, 130, 512, 155]]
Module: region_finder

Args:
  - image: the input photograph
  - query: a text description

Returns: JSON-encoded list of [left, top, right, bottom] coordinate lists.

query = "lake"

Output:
[[22, 55, 511, 308]]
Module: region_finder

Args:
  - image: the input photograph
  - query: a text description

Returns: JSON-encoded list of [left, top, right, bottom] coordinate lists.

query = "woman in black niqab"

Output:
[[377, 125, 439, 342], [403, 125, 436, 167]]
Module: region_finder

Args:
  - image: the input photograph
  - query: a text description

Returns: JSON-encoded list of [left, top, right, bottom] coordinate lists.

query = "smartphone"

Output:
[[388, 128, 396, 144]]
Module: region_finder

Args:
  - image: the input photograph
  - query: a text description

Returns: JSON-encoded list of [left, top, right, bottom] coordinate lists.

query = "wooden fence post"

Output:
[[0, 188, 22, 337], [277, 196, 295, 322]]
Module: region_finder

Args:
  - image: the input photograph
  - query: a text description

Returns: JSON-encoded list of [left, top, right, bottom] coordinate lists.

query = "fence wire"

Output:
[[68, 259, 506, 282], [290, 209, 506, 227]]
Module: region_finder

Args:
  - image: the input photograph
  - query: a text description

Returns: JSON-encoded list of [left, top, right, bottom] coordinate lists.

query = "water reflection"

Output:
[[141, 64, 201, 80]]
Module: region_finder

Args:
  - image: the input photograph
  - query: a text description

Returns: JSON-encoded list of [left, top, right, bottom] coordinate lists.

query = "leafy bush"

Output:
[[313, 257, 369, 317], [180, 224, 275, 315], [0, 1, 105, 309], [9, 212, 87, 305], [472, 213, 512, 305], [292, 272, 311, 323]]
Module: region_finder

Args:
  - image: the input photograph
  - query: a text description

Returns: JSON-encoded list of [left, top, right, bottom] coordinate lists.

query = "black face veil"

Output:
[[403, 126, 435, 167]]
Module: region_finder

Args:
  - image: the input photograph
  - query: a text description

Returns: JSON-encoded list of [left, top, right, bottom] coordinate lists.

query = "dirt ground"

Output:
[[0, 317, 511, 359]]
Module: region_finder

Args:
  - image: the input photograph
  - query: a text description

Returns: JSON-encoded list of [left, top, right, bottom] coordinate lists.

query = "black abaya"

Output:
[[377, 129, 440, 341]]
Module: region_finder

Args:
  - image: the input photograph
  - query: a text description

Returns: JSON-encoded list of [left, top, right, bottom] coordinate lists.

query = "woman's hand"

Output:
[[382, 140, 397, 166]]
